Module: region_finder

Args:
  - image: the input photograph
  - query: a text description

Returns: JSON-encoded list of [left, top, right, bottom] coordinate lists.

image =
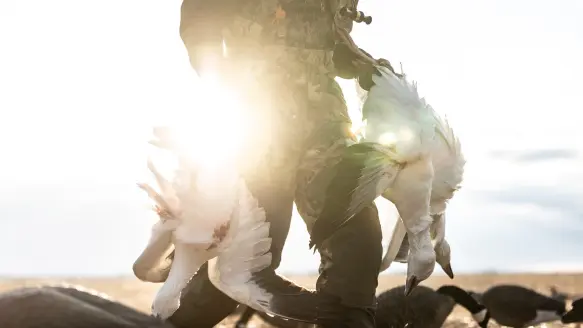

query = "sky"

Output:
[[0, 0, 582, 277]]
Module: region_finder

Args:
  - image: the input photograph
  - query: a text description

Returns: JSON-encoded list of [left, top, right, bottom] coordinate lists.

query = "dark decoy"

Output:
[[0, 285, 173, 328], [375, 285, 488, 328], [469, 284, 566, 327]]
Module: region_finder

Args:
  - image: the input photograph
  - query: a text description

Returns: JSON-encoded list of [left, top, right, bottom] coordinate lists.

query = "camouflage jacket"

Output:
[[180, 0, 361, 196]]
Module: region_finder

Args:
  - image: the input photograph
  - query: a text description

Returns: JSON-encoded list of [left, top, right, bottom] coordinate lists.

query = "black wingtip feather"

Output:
[[309, 144, 378, 249]]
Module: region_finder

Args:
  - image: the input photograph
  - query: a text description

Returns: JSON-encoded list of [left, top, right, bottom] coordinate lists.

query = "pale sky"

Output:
[[0, 0, 582, 277]]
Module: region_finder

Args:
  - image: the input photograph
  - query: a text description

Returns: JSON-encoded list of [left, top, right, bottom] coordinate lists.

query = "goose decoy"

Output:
[[562, 297, 583, 324], [375, 285, 488, 328], [309, 64, 465, 295], [469, 284, 567, 327], [0, 285, 174, 328]]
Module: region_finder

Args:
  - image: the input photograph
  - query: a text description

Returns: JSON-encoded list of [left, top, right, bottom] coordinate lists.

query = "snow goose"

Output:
[[375, 285, 488, 328], [134, 127, 316, 323], [133, 127, 274, 320], [309, 65, 465, 295], [469, 284, 566, 327]]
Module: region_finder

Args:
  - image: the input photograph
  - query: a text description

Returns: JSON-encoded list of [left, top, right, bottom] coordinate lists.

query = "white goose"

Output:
[[309, 66, 465, 295], [368, 67, 465, 291], [132, 127, 274, 320], [379, 101, 464, 272], [364, 67, 465, 292]]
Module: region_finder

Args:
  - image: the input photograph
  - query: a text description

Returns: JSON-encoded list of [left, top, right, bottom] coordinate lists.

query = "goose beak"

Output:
[[404, 275, 419, 296], [442, 263, 454, 279]]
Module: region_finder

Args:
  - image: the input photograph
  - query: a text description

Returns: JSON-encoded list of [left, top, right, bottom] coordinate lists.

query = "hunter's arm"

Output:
[[333, 43, 373, 79], [180, 0, 236, 75], [333, 43, 400, 90]]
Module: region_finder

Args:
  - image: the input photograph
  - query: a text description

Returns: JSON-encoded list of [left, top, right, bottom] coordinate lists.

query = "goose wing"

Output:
[[207, 179, 274, 312], [362, 67, 436, 163], [309, 142, 399, 250], [208, 180, 323, 324]]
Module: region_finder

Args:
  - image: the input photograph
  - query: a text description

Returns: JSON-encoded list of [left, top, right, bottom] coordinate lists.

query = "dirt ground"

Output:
[[1, 273, 583, 327]]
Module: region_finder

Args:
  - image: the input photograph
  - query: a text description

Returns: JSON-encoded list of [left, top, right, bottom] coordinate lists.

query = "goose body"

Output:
[[134, 127, 273, 319], [136, 127, 318, 323], [310, 67, 465, 293], [471, 284, 566, 327], [375, 285, 488, 328], [563, 297, 583, 324], [0, 285, 172, 328], [367, 69, 464, 283]]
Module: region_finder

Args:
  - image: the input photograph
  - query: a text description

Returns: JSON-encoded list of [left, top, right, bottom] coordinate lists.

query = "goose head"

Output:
[[437, 285, 490, 328], [434, 239, 453, 279], [430, 213, 454, 279], [405, 230, 436, 296]]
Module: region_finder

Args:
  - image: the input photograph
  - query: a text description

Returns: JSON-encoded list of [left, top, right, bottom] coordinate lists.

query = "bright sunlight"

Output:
[[149, 72, 253, 177]]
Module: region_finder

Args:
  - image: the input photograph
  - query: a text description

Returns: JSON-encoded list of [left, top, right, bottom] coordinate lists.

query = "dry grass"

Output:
[[2, 273, 583, 327]]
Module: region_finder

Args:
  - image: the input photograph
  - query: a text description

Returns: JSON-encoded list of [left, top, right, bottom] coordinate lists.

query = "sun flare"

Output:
[[148, 74, 252, 178]]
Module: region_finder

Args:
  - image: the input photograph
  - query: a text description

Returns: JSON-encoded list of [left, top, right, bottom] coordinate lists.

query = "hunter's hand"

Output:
[[376, 58, 403, 78]]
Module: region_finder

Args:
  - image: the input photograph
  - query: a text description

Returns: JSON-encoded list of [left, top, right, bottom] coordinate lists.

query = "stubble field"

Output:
[[2, 273, 583, 327]]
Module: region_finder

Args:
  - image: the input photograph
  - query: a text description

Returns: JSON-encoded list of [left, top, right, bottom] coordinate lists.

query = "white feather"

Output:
[[134, 128, 249, 320], [208, 179, 274, 312], [364, 67, 436, 162], [354, 67, 465, 284]]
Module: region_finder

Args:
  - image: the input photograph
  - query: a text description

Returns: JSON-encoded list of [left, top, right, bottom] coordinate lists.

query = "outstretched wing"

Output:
[[208, 180, 320, 324], [207, 179, 274, 312]]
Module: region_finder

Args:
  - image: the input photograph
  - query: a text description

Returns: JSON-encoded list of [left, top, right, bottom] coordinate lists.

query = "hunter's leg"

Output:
[[175, 3, 297, 327], [315, 204, 382, 328]]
